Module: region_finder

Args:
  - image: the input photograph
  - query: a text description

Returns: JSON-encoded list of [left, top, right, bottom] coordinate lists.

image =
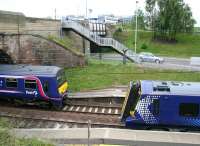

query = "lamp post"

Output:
[[134, 0, 138, 54], [86, 0, 88, 19]]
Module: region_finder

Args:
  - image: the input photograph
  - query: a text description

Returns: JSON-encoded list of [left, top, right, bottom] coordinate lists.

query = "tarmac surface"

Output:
[[91, 53, 200, 71]]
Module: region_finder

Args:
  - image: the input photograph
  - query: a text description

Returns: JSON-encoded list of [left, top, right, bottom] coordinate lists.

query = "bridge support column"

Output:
[[90, 42, 102, 60], [123, 50, 128, 65]]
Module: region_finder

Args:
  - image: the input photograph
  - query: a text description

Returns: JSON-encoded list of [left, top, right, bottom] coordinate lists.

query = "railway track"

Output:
[[6, 116, 124, 129], [0, 106, 123, 128], [0, 97, 124, 129]]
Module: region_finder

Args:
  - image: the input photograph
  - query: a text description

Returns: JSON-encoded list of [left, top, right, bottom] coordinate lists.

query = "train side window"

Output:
[[153, 99, 160, 115], [179, 103, 199, 117], [43, 82, 49, 93], [25, 80, 37, 89], [6, 78, 18, 88]]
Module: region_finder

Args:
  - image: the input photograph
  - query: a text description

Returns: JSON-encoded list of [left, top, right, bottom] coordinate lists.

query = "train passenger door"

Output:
[[0, 77, 3, 89], [24, 79, 38, 98], [43, 81, 50, 97], [159, 96, 175, 125]]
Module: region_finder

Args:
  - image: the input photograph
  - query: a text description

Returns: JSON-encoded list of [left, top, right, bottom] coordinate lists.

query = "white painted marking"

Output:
[[108, 108, 112, 114], [75, 106, 80, 111], [115, 109, 118, 114], [88, 107, 92, 112], [95, 108, 98, 113], [82, 107, 86, 112], [69, 106, 74, 111], [101, 108, 105, 113], [63, 106, 68, 111], [53, 123, 61, 129]]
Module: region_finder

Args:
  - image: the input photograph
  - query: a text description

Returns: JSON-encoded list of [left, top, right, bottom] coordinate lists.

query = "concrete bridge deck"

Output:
[[14, 128, 200, 146]]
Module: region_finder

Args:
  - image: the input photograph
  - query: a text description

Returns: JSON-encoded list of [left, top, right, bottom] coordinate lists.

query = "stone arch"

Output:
[[0, 50, 14, 64]]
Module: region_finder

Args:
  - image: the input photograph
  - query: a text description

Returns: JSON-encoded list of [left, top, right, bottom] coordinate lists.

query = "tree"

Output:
[[145, 0, 156, 30], [146, 0, 196, 41], [132, 9, 146, 30]]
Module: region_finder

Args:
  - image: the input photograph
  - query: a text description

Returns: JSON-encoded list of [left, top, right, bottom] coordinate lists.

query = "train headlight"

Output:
[[58, 81, 68, 94], [130, 110, 135, 117]]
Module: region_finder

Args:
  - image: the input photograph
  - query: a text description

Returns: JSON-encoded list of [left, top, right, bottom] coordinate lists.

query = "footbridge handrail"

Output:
[[62, 21, 138, 62]]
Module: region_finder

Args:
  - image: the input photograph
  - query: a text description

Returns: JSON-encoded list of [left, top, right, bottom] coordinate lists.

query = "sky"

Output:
[[0, 0, 200, 26]]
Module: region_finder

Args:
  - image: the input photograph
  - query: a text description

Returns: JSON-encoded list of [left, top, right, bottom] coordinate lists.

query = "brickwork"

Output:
[[0, 10, 60, 37], [0, 34, 86, 67]]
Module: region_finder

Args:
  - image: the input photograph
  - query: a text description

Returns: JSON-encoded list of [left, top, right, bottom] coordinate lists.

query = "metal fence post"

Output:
[[123, 49, 127, 65], [88, 120, 91, 146]]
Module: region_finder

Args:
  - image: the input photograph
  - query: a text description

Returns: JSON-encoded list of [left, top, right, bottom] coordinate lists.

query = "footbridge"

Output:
[[62, 21, 138, 62]]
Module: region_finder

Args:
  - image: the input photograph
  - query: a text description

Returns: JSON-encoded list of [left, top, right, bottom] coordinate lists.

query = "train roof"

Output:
[[141, 80, 200, 96], [0, 64, 62, 77]]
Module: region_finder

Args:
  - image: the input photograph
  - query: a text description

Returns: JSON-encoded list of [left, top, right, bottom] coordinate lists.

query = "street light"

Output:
[[86, 0, 88, 19], [134, 0, 138, 54]]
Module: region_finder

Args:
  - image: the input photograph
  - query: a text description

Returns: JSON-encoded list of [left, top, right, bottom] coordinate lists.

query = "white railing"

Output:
[[62, 21, 138, 62]]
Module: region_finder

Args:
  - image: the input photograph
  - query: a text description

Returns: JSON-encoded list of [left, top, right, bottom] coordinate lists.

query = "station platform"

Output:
[[14, 128, 200, 146], [68, 86, 127, 98]]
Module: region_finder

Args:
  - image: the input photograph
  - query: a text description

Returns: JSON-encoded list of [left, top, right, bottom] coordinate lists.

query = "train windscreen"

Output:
[[121, 81, 141, 121], [57, 70, 66, 87]]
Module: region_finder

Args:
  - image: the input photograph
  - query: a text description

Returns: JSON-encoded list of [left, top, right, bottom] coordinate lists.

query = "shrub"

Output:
[[116, 27, 123, 33], [140, 43, 148, 50]]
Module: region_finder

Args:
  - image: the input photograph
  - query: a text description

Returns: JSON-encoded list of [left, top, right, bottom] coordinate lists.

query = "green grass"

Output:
[[48, 35, 84, 56], [66, 59, 200, 92], [113, 30, 200, 58], [0, 118, 54, 146]]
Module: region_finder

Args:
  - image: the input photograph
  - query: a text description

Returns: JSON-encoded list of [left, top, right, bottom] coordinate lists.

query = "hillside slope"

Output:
[[113, 30, 200, 58]]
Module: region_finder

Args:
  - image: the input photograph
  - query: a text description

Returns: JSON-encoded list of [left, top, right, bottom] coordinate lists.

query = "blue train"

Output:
[[121, 80, 200, 129], [0, 65, 68, 109]]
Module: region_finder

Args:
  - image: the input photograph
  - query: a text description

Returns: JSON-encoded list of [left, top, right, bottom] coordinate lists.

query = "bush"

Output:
[[140, 43, 148, 50], [116, 27, 123, 33]]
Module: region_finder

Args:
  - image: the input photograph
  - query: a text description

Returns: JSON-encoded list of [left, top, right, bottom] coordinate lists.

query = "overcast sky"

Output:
[[0, 0, 200, 26]]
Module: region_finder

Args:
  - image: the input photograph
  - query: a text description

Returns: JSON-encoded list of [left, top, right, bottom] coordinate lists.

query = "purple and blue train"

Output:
[[0, 64, 68, 109], [121, 80, 200, 129]]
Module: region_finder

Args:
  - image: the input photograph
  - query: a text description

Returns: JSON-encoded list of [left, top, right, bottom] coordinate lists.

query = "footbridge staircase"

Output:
[[62, 21, 138, 62]]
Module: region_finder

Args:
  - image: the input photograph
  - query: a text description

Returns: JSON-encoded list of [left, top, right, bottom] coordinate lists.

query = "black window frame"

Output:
[[24, 79, 37, 90], [57, 70, 66, 87], [43, 81, 49, 94], [153, 99, 160, 116], [179, 103, 199, 117], [6, 78, 18, 88]]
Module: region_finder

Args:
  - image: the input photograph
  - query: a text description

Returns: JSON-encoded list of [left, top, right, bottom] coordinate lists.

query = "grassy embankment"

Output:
[[0, 118, 53, 146], [66, 60, 200, 92], [48, 35, 84, 56], [113, 27, 200, 58]]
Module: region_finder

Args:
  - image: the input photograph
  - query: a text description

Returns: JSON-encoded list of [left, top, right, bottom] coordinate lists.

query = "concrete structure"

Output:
[[0, 33, 85, 67], [69, 87, 127, 98], [0, 10, 60, 37], [0, 10, 86, 67], [14, 128, 200, 146]]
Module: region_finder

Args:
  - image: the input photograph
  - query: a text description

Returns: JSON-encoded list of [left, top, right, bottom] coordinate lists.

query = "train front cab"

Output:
[[52, 69, 68, 108], [121, 81, 141, 125]]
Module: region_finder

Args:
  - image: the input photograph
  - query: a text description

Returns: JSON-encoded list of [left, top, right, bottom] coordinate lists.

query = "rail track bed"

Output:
[[0, 106, 123, 128], [0, 97, 124, 128]]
